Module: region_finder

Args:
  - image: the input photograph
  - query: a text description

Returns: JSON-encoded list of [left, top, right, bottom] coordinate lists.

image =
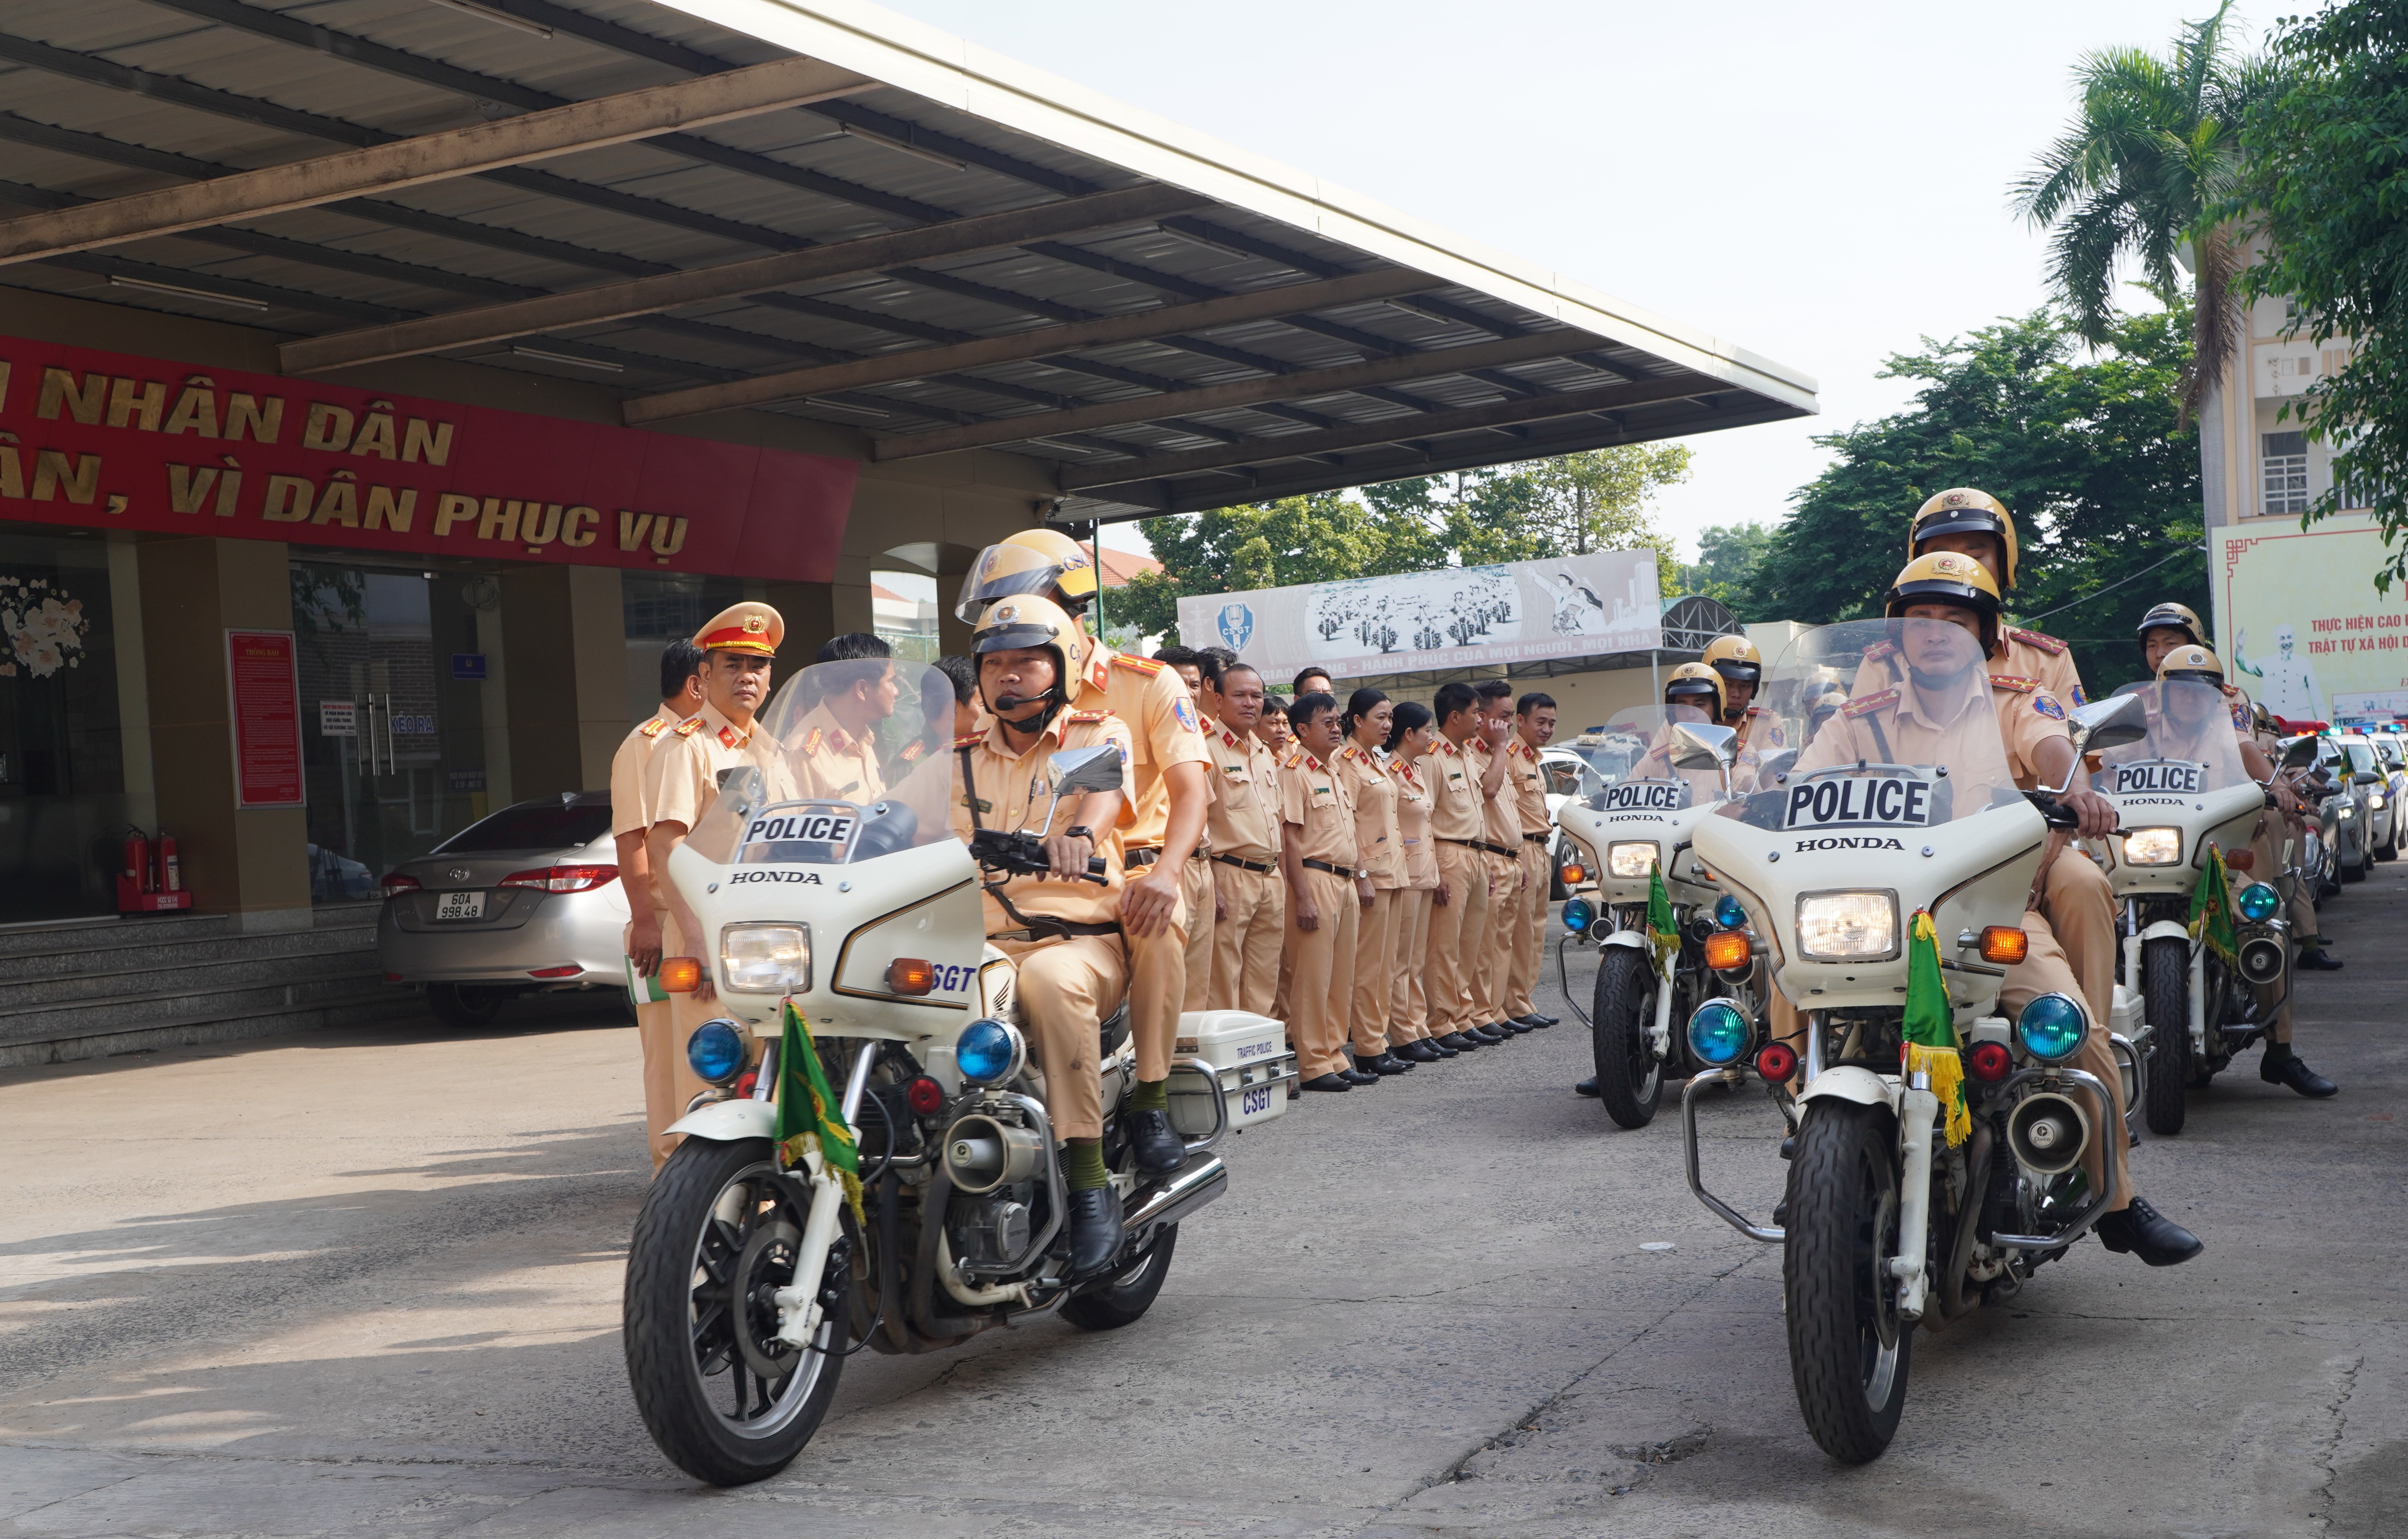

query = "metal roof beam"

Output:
[[621, 267, 1433, 424], [277, 183, 1205, 373], [871, 330, 1587, 461], [0, 39, 869, 264], [1055, 374, 1721, 492]]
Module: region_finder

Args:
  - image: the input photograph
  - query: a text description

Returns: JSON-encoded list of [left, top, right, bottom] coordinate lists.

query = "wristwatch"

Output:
[[1062, 826, 1093, 843]]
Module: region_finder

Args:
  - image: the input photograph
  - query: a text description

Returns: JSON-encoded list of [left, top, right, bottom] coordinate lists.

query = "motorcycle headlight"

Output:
[[1607, 841, 1657, 878], [2121, 827, 2181, 866], [955, 1018, 1026, 1086], [1795, 891, 1897, 961], [1714, 893, 1747, 929], [2340, 805, 2357, 819], [2372, 793, 2388, 809], [1686, 1000, 1753, 1066], [1561, 897, 1595, 934], [685, 1019, 747, 1085], [719, 923, 811, 994], [2015, 992, 2087, 1062], [2238, 881, 2281, 922]]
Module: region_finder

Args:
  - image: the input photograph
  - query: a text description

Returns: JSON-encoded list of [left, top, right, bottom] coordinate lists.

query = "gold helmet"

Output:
[[1700, 633, 1762, 692], [1909, 487, 2020, 591], [1884, 550, 2003, 654], [953, 528, 1097, 622], [2155, 643, 2226, 684], [970, 594, 1081, 723], [1662, 661, 1726, 719], [2135, 601, 2206, 647]]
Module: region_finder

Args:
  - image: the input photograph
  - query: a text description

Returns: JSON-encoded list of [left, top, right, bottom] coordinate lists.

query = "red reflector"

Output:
[[1970, 1041, 2014, 1082], [527, 964, 581, 979], [905, 1076, 946, 1115], [382, 972, 404, 984], [1755, 1042, 1798, 1083], [498, 864, 619, 893], [732, 1070, 758, 1099]]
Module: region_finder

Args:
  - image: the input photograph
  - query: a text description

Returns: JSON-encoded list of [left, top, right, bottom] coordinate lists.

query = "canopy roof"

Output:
[[0, 0, 1817, 521]]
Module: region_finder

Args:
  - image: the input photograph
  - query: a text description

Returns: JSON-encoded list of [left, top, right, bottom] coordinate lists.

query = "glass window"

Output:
[[0, 530, 129, 920], [624, 570, 739, 723], [437, 797, 612, 853], [871, 569, 942, 664], [2262, 431, 2311, 516], [2345, 742, 2378, 775]]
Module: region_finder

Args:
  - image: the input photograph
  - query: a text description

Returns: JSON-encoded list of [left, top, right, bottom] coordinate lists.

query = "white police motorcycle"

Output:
[[2088, 683, 2320, 1134], [1555, 704, 1761, 1127], [1679, 619, 2149, 1463], [622, 663, 1254, 1486]]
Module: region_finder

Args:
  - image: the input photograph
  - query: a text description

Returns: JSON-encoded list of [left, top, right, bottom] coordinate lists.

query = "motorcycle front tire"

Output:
[[2141, 937, 2190, 1135], [1590, 946, 1665, 1129], [1061, 1223, 1178, 1330], [1785, 1099, 1911, 1464]]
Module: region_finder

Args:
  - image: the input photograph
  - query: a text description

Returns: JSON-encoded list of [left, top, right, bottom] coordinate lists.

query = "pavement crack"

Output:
[[2311, 1352, 2363, 1531]]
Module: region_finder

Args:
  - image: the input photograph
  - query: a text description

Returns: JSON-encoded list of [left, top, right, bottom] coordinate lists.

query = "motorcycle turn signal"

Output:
[[1703, 930, 1752, 971], [1978, 926, 2028, 964], [659, 956, 703, 993]]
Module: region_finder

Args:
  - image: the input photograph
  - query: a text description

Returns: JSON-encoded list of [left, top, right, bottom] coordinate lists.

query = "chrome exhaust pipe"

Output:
[[1124, 1153, 1227, 1237]]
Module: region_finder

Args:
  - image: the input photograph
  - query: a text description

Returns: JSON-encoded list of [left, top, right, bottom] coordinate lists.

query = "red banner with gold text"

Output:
[[0, 336, 858, 582]]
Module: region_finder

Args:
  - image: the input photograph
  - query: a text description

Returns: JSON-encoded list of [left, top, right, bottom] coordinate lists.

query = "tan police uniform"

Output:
[[1467, 735, 1523, 1025], [1418, 735, 1491, 1039], [1272, 736, 1306, 1023], [1204, 717, 1283, 1015], [1388, 755, 1439, 1044], [1064, 638, 1213, 1086], [611, 703, 694, 1168], [1280, 747, 1359, 1081], [1336, 741, 1402, 1059], [1503, 736, 1552, 1021], [1181, 714, 1220, 1013], [950, 707, 1134, 1140], [1796, 668, 2136, 1213], [787, 701, 888, 805]]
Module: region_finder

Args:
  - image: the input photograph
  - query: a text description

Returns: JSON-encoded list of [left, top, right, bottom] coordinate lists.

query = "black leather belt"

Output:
[[1483, 841, 1517, 857], [1123, 846, 1162, 869], [1522, 832, 1550, 844], [1437, 836, 1486, 850], [993, 919, 1123, 941], [1301, 857, 1362, 879], [1213, 853, 1273, 874]]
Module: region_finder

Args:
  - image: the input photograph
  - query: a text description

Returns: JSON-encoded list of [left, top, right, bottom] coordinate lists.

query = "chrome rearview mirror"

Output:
[[2276, 734, 2321, 772], [1669, 722, 1739, 797], [1035, 743, 1124, 836], [2067, 692, 2148, 756]]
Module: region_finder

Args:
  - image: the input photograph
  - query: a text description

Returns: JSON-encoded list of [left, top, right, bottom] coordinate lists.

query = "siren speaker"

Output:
[[2007, 1091, 2093, 1177], [942, 1113, 1045, 1194], [2238, 935, 2286, 985]]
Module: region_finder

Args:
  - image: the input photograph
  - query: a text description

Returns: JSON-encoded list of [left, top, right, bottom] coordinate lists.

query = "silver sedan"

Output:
[[376, 791, 632, 1028]]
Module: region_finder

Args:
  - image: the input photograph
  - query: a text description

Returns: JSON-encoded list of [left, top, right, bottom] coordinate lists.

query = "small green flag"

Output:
[[2189, 842, 2238, 966], [1646, 862, 1679, 976], [775, 999, 863, 1222], [1901, 910, 1969, 1146]]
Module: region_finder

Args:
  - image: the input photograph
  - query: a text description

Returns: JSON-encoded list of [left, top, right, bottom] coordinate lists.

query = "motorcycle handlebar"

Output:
[[969, 828, 1110, 884]]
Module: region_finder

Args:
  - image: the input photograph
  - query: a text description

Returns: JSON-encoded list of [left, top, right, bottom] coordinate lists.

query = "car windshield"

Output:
[[2091, 679, 2250, 794], [2345, 741, 2379, 775], [436, 798, 610, 852], [685, 661, 957, 866], [1720, 617, 2019, 830]]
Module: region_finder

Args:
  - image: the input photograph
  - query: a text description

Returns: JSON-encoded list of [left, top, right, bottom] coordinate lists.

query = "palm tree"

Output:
[[2012, 2, 2285, 419]]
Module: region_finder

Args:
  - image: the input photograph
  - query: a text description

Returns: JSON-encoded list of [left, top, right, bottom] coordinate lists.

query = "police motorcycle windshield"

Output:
[[1723, 617, 2020, 833], [1589, 702, 1724, 808], [2092, 679, 2251, 797], [685, 660, 957, 867]]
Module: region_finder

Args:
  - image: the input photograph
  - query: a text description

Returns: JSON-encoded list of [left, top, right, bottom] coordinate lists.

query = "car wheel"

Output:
[[428, 982, 510, 1029]]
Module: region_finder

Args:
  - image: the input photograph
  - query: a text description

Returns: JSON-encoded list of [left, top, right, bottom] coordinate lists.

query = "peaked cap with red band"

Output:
[[694, 601, 783, 657]]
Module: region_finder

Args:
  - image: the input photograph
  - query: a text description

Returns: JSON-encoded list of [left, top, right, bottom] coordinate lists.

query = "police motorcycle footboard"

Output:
[[1674, 619, 2151, 1464], [621, 663, 1250, 1488], [2085, 682, 2312, 1136], [1555, 704, 1761, 1129]]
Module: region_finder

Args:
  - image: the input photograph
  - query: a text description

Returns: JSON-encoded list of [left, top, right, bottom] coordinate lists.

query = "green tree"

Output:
[[2228, 3, 2408, 585], [1679, 522, 1776, 602], [1107, 489, 1445, 641], [1738, 308, 2208, 689], [2012, 2, 2282, 417], [1452, 445, 1691, 583]]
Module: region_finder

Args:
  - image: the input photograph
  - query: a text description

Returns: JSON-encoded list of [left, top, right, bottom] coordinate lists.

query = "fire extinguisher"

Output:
[[157, 831, 180, 893], [123, 832, 152, 895]]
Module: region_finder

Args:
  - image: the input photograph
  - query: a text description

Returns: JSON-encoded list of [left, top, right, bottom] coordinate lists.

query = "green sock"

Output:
[[2264, 1039, 2295, 1065], [1064, 1140, 1109, 1192], [1131, 1077, 1169, 1113]]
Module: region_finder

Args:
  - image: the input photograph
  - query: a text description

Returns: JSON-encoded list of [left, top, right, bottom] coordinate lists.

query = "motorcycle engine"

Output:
[[949, 1190, 1034, 1269]]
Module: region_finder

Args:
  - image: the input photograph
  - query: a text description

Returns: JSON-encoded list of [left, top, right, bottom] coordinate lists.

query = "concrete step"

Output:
[[0, 942, 394, 1007], [0, 988, 428, 1069], [0, 921, 381, 988], [0, 965, 395, 1050]]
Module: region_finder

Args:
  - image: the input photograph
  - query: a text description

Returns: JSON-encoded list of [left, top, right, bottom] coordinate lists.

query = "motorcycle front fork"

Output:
[[773, 1044, 878, 1347]]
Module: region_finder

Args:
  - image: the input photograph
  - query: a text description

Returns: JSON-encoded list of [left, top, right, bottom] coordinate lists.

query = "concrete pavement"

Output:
[[2, 872, 2403, 1538]]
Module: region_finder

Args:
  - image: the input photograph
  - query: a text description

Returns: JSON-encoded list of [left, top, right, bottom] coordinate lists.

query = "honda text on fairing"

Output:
[[619, 663, 1278, 1487]]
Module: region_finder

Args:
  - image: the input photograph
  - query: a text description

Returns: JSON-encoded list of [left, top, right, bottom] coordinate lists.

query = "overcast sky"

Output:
[[875, 0, 2229, 563]]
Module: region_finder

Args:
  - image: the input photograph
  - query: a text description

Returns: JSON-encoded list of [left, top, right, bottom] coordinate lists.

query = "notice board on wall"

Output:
[[226, 629, 303, 808]]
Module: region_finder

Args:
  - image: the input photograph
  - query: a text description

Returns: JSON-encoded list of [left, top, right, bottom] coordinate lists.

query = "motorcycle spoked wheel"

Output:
[[1060, 1222, 1180, 1331], [624, 1137, 848, 1486], [2140, 937, 2190, 1135], [1784, 1100, 1911, 1464], [1589, 946, 1665, 1129]]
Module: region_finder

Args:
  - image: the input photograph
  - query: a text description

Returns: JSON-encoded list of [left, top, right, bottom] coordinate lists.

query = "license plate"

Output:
[[1597, 779, 1688, 811], [2111, 760, 2205, 796], [1784, 775, 1931, 830], [434, 890, 486, 921]]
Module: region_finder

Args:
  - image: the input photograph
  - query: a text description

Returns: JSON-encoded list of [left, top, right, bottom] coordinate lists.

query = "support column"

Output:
[[499, 564, 628, 798], [139, 536, 310, 930]]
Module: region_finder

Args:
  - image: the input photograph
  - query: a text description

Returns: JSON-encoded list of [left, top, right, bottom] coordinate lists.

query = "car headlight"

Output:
[[719, 923, 811, 993], [2121, 827, 2181, 866], [2015, 992, 2086, 1062], [685, 1019, 747, 1084], [1607, 841, 1657, 878], [1795, 891, 1898, 960], [955, 1018, 1026, 1086], [2340, 805, 2358, 819], [1686, 1000, 1753, 1066], [2237, 882, 2281, 922], [2373, 793, 2388, 809]]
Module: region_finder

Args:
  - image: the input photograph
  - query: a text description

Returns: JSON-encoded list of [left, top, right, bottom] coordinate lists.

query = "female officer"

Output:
[[1336, 689, 1413, 1076], [1386, 702, 1448, 1060]]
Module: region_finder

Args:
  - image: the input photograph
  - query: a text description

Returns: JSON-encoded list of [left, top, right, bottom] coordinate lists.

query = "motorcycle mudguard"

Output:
[[2136, 918, 2192, 946], [1598, 930, 1649, 951], [1795, 1064, 1898, 1114], [665, 1098, 777, 1143]]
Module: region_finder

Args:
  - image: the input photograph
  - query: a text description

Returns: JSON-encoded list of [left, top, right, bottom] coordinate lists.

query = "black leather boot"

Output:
[[2262, 1046, 2338, 1097], [2095, 1198, 2204, 1266], [2296, 945, 2345, 970], [1357, 1051, 1415, 1075], [1125, 1106, 1186, 1176], [1437, 1031, 1480, 1051], [1067, 1186, 1125, 1277]]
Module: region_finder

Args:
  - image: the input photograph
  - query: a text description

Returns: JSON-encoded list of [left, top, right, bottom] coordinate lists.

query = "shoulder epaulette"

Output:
[[1842, 689, 1898, 719], [2009, 627, 2068, 655], [1862, 639, 1898, 661], [1989, 674, 2039, 694], [899, 739, 926, 762], [1111, 653, 1164, 677], [674, 716, 705, 737], [1066, 707, 1111, 723], [801, 727, 824, 755], [952, 731, 984, 748], [640, 717, 669, 739]]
